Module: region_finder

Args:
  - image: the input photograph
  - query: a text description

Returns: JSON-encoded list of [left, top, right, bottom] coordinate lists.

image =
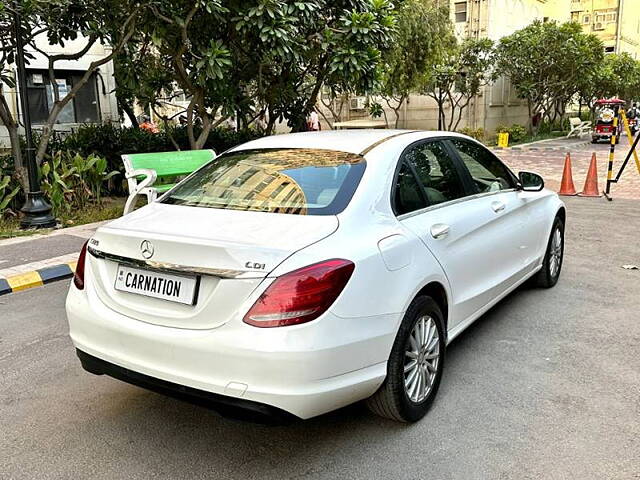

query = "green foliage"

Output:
[[495, 124, 527, 143], [377, 0, 453, 127], [578, 53, 640, 107], [45, 124, 261, 193], [38, 151, 118, 216], [0, 175, 20, 213], [496, 21, 604, 130], [458, 127, 486, 142], [0, 154, 23, 215], [368, 101, 384, 119], [134, 0, 398, 134]]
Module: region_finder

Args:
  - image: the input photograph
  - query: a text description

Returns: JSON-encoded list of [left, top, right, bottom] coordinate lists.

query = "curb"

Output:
[[493, 138, 590, 152], [0, 261, 77, 296]]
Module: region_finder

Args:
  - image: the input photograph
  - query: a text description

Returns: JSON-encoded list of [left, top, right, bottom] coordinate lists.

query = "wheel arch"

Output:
[[556, 206, 566, 224], [414, 281, 449, 334]]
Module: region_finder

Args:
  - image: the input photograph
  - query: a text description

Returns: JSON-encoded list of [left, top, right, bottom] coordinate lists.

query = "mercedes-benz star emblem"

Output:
[[140, 240, 154, 259]]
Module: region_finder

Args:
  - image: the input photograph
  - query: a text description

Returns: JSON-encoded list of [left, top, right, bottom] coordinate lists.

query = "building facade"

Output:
[[0, 33, 119, 148], [563, 0, 640, 58]]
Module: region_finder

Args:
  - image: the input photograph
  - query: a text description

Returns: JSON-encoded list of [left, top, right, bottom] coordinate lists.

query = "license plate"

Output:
[[114, 265, 199, 305]]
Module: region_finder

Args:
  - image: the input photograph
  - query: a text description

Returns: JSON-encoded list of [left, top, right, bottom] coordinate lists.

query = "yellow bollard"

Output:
[[497, 132, 509, 148]]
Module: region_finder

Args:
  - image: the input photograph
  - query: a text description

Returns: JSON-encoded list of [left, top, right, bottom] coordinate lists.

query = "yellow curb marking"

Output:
[[7, 271, 44, 292], [67, 261, 77, 272]]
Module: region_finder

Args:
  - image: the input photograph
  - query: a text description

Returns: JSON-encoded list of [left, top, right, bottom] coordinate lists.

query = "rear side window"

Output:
[[393, 162, 427, 215], [405, 141, 466, 205], [162, 148, 366, 215]]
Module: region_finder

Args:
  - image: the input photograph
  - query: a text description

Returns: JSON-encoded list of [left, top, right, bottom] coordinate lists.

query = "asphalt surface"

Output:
[[0, 234, 87, 269], [1, 197, 639, 480]]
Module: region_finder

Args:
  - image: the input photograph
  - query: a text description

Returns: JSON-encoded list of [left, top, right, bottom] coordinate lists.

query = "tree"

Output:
[[237, 0, 398, 133], [0, 0, 146, 192], [113, 40, 176, 130], [578, 53, 640, 112], [0, 0, 47, 190], [377, 0, 453, 128], [137, 0, 398, 139], [424, 37, 496, 131], [496, 21, 604, 132]]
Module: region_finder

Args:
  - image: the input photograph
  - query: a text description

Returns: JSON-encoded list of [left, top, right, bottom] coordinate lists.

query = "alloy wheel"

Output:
[[404, 315, 440, 403], [549, 227, 562, 278]]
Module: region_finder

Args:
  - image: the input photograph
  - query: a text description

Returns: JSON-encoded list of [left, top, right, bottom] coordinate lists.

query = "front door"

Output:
[[395, 139, 528, 328]]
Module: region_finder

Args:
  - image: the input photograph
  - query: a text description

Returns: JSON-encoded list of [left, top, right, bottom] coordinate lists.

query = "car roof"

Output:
[[229, 129, 461, 155]]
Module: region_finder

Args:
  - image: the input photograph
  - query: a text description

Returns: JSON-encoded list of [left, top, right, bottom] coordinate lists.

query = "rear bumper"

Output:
[[66, 282, 396, 419], [76, 349, 297, 422]]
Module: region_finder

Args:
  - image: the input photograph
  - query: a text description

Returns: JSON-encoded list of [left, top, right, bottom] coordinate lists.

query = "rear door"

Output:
[[395, 139, 527, 327]]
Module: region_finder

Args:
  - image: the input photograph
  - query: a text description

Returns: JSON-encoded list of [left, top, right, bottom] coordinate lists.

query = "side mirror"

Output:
[[518, 171, 544, 192]]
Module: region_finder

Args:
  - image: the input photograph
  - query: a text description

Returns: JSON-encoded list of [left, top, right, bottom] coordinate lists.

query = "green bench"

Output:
[[122, 149, 216, 215]]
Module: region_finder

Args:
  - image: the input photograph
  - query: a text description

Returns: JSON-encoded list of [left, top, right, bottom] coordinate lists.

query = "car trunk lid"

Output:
[[87, 203, 338, 329]]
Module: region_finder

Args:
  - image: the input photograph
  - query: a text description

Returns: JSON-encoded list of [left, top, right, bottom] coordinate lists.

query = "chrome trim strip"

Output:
[[87, 246, 244, 278], [397, 189, 517, 221], [359, 130, 420, 155]]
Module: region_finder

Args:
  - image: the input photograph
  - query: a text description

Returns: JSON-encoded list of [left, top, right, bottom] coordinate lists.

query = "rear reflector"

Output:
[[74, 240, 89, 290], [243, 259, 355, 328]]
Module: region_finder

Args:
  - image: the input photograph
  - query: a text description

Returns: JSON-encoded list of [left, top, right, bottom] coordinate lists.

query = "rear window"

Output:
[[162, 148, 366, 215]]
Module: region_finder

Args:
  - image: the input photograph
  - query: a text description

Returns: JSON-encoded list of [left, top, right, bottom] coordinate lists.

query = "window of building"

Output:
[[454, 2, 467, 23], [583, 14, 591, 24], [26, 70, 100, 124], [490, 77, 505, 107], [506, 77, 521, 106]]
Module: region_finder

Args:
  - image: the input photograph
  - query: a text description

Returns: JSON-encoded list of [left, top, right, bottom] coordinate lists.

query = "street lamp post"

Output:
[[13, 8, 56, 229]]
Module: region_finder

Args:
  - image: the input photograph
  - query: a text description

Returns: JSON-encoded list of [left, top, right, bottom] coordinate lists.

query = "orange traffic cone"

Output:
[[558, 152, 577, 196], [578, 153, 602, 197]]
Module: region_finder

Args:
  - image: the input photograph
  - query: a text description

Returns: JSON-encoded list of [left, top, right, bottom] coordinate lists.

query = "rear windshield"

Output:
[[162, 148, 366, 215]]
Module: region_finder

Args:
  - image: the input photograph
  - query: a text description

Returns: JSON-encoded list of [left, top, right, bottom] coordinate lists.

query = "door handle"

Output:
[[430, 223, 450, 239], [491, 201, 506, 213]]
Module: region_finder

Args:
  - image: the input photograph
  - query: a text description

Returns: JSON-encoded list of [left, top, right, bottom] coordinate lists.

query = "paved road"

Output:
[[1, 198, 639, 480]]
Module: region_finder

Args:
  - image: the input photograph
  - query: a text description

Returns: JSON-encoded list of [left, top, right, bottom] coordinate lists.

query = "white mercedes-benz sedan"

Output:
[[66, 130, 565, 422]]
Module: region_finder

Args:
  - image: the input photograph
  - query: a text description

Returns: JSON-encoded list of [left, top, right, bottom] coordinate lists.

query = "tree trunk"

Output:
[[0, 93, 28, 192], [118, 97, 139, 128], [7, 123, 28, 192], [33, 14, 138, 164], [265, 115, 277, 136]]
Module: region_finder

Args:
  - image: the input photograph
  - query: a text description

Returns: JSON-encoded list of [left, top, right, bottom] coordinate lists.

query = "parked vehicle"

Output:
[[592, 98, 626, 144], [66, 130, 565, 422]]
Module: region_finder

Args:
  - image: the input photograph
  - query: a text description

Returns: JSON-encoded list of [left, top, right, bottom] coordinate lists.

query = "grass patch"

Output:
[[0, 197, 125, 239]]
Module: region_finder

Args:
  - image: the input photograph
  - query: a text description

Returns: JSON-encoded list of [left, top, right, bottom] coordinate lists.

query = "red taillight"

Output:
[[243, 259, 355, 328], [73, 240, 89, 290]]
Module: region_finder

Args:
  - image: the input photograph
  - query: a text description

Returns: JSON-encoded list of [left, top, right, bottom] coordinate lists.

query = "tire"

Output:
[[533, 216, 564, 288], [366, 296, 445, 422]]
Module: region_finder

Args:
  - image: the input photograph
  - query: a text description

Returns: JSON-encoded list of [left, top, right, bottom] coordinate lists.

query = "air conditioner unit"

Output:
[[350, 97, 367, 110], [594, 22, 604, 30]]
